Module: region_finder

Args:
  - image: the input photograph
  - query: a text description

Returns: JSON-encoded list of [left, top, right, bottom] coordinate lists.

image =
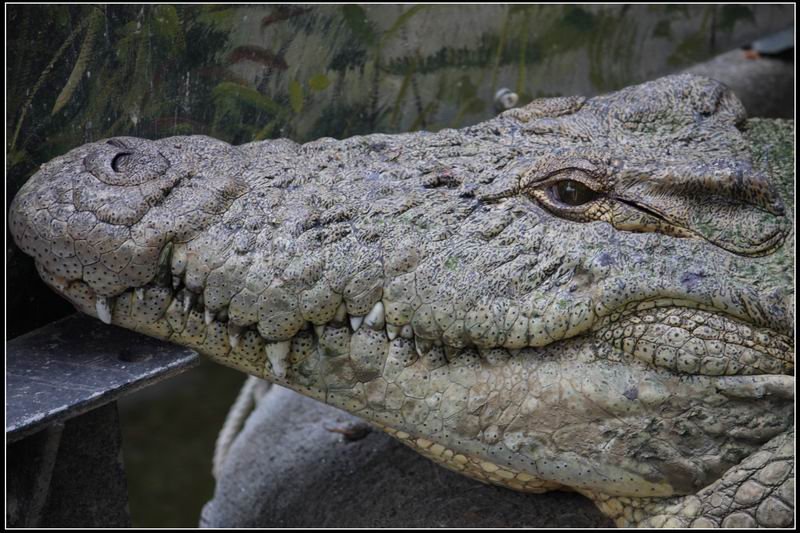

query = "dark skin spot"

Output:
[[623, 387, 638, 401], [596, 252, 615, 267], [680, 271, 707, 291]]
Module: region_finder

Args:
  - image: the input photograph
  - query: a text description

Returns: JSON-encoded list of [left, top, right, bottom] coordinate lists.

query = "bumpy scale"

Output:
[[9, 75, 795, 527]]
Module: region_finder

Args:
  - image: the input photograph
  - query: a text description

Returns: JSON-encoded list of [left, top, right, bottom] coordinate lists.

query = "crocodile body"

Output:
[[10, 75, 794, 527]]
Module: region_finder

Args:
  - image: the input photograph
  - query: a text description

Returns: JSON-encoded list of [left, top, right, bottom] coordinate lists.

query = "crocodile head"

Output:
[[9, 74, 794, 526]]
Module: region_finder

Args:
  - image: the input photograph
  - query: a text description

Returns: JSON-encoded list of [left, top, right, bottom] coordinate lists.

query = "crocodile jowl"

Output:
[[9, 74, 795, 527]]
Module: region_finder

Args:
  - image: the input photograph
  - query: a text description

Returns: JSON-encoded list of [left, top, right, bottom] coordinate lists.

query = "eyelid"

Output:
[[517, 155, 605, 188]]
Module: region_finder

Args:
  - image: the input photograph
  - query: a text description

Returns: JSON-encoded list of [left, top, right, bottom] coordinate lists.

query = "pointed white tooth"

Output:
[[228, 325, 242, 350], [509, 348, 521, 357], [415, 337, 432, 357], [182, 291, 195, 313], [364, 302, 385, 330], [350, 315, 364, 331], [314, 324, 325, 338], [387, 324, 400, 340], [400, 324, 414, 339], [135, 288, 145, 301], [172, 275, 181, 290], [96, 296, 112, 325], [265, 340, 291, 379], [204, 309, 214, 325], [334, 302, 347, 323]]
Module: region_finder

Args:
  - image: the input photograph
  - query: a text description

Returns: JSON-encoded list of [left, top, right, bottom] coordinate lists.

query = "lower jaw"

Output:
[[378, 422, 568, 494], [42, 270, 795, 497]]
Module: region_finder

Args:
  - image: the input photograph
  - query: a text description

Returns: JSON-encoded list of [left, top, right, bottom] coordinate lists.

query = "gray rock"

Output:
[[686, 48, 793, 118], [201, 385, 611, 528]]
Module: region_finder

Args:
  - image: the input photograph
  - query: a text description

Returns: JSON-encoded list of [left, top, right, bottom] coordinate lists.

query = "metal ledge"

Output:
[[6, 314, 200, 443]]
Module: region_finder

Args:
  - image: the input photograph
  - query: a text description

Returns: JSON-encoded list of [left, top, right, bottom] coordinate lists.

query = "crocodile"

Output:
[[9, 74, 795, 527]]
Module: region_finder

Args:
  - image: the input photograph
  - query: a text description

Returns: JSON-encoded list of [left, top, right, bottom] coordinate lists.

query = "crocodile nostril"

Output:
[[85, 145, 169, 185], [111, 152, 132, 172]]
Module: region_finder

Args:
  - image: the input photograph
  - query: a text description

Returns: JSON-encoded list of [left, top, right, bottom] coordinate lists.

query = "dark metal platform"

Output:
[[7, 314, 199, 442], [6, 313, 200, 527]]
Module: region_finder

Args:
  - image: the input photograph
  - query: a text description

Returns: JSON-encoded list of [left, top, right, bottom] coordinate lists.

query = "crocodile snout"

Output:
[[9, 135, 249, 299]]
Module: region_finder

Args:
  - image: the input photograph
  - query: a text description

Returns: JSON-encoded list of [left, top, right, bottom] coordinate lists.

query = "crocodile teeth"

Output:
[[182, 291, 195, 313], [172, 275, 182, 290], [364, 302, 385, 330], [314, 324, 325, 338], [509, 348, 521, 357], [204, 309, 214, 325], [350, 315, 364, 331], [96, 296, 112, 325], [387, 324, 400, 340], [400, 324, 414, 339], [228, 324, 242, 350], [135, 288, 145, 301], [415, 337, 432, 357], [265, 340, 291, 379]]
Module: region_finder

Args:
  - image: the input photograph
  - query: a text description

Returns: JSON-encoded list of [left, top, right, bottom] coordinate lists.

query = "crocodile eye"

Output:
[[552, 180, 599, 206]]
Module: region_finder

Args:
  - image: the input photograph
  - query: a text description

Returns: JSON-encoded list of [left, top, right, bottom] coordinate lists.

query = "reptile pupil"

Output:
[[554, 180, 598, 206]]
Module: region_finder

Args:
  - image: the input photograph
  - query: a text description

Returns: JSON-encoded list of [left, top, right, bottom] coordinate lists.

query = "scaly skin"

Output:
[[9, 75, 795, 527]]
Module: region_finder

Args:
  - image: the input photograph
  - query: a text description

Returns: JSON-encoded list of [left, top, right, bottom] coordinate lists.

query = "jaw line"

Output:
[[40, 261, 794, 382]]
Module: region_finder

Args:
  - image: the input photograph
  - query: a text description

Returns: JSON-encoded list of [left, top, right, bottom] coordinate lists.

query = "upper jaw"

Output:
[[9, 110, 794, 380], [9, 135, 249, 298], [29, 218, 794, 380], [10, 131, 793, 380]]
